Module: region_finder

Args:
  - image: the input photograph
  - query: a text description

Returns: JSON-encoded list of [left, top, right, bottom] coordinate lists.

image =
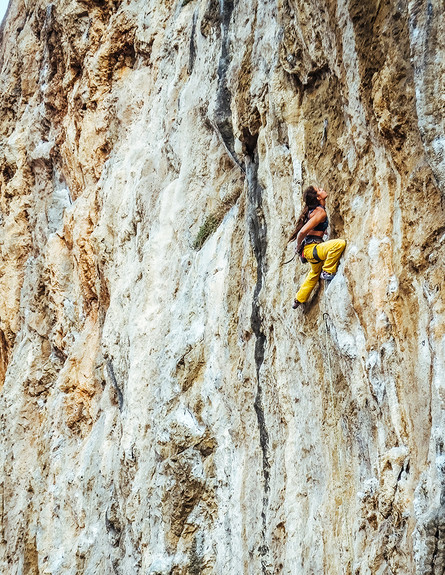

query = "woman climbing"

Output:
[[288, 185, 346, 309]]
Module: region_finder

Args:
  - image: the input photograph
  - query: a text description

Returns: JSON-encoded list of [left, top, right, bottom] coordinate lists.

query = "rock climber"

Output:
[[288, 185, 346, 309]]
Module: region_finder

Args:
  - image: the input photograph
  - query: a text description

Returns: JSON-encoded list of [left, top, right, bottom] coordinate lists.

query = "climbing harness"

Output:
[[311, 245, 322, 263], [299, 236, 324, 264], [282, 235, 324, 266], [304, 235, 324, 246]]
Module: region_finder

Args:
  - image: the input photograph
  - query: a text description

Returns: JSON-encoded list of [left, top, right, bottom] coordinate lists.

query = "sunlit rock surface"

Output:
[[0, 0, 444, 573]]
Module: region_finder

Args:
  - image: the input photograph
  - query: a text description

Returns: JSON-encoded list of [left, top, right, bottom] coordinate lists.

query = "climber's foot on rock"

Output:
[[292, 299, 301, 309], [320, 271, 335, 281]]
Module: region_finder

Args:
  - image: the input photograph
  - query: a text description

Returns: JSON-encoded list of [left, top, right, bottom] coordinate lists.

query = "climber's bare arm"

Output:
[[295, 207, 326, 252]]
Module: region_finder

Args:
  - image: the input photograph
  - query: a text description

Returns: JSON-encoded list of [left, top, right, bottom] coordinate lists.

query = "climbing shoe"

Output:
[[320, 271, 335, 281], [292, 299, 301, 309]]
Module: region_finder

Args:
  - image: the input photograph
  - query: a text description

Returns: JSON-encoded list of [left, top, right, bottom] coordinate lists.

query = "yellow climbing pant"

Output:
[[295, 238, 346, 303]]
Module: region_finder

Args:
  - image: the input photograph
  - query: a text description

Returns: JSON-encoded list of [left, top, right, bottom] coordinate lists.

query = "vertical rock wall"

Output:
[[0, 0, 444, 573]]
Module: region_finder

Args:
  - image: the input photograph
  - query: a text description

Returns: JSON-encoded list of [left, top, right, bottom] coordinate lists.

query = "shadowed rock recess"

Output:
[[0, 0, 444, 573]]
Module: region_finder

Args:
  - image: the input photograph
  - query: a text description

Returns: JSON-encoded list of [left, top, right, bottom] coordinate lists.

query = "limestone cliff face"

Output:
[[0, 0, 444, 573]]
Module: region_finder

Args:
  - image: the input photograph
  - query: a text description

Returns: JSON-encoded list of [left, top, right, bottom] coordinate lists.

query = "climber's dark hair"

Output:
[[288, 186, 320, 243]]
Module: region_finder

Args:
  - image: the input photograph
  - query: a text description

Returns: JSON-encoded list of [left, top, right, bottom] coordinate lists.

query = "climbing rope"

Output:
[[280, 252, 297, 266], [322, 310, 354, 571], [323, 312, 336, 408]]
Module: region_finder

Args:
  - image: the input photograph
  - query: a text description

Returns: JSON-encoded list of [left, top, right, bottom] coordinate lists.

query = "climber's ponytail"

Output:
[[288, 186, 320, 243], [288, 206, 309, 243]]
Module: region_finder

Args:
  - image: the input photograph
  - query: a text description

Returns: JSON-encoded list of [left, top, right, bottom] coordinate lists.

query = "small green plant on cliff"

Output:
[[192, 181, 243, 250], [193, 214, 219, 250]]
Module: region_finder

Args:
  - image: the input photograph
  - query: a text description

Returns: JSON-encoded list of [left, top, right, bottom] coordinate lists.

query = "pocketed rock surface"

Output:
[[0, 0, 444, 573]]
